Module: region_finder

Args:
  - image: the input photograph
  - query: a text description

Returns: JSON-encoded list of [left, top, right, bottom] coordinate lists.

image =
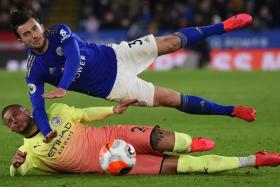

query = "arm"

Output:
[[73, 99, 138, 123], [79, 106, 115, 122], [58, 35, 80, 89], [43, 25, 80, 99], [27, 82, 52, 136], [10, 150, 33, 176], [27, 81, 57, 142]]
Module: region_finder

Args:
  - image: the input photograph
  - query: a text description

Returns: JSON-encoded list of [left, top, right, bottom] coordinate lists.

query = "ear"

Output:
[[41, 24, 45, 32]]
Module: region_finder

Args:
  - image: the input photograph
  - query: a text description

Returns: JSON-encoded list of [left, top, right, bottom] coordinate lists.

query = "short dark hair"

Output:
[[1, 104, 23, 120], [10, 9, 38, 38]]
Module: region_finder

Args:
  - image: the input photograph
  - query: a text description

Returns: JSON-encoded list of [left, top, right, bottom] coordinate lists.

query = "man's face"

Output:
[[2, 106, 33, 135], [17, 18, 46, 49]]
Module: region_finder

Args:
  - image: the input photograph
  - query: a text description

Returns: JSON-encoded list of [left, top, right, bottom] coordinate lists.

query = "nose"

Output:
[[31, 31, 39, 39], [32, 32, 38, 39]]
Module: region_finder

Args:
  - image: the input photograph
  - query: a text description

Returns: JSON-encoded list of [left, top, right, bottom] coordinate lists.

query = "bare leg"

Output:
[[160, 156, 178, 174], [150, 126, 214, 154], [153, 86, 180, 107], [155, 35, 181, 56], [150, 127, 175, 152], [155, 14, 252, 57], [152, 86, 255, 122]]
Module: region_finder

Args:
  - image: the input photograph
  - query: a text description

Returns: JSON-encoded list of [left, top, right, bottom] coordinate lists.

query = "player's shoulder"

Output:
[[18, 141, 31, 152], [25, 50, 38, 78], [25, 51, 44, 81], [46, 24, 72, 36], [46, 24, 73, 44], [47, 103, 71, 114], [47, 103, 82, 117]]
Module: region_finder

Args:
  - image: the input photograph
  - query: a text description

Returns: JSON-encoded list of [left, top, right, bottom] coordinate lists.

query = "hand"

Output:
[[113, 99, 138, 114], [42, 88, 66, 99], [43, 131, 57, 143], [12, 150, 27, 168]]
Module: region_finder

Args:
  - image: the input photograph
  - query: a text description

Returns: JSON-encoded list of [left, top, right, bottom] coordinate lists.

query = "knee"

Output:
[[150, 127, 174, 152], [154, 87, 180, 107], [150, 127, 164, 151]]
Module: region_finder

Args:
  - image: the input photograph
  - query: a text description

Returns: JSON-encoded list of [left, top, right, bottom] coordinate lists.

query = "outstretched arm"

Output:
[[75, 99, 138, 123], [112, 99, 138, 114], [27, 79, 57, 142], [27, 81, 56, 142]]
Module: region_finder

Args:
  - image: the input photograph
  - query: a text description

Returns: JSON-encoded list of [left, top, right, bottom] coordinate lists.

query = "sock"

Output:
[[178, 94, 234, 116], [173, 132, 192, 153], [177, 154, 239, 173], [174, 23, 225, 48], [238, 156, 256, 167]]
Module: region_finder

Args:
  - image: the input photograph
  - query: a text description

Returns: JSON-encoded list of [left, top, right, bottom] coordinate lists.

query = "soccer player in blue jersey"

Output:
[[10, 10, 256, 142]]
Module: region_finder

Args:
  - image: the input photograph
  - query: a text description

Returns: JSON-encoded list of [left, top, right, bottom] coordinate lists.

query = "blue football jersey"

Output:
[[25, 24, 117, 136]]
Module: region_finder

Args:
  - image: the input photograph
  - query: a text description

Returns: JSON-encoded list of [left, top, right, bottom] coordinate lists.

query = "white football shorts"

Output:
[[106, 34, 158, 106]]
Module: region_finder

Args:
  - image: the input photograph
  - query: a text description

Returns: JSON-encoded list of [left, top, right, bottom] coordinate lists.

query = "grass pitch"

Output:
[[0, 69, 279, 187]]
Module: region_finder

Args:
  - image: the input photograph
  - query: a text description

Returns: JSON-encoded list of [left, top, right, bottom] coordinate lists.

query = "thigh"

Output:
[[123, 125, 160, 154], [153, 86, 180, 107], [126, 77, 155, 106]]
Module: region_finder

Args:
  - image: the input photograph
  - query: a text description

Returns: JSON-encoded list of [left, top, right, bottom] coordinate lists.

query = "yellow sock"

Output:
[[177, 154, 239, 173], [173, 132, 192, 153]]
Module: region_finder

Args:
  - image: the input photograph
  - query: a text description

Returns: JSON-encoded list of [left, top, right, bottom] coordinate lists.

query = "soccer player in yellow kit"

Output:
[[2, 100, 280, 176]]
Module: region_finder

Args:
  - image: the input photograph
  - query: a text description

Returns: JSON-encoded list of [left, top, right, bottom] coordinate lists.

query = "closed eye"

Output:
[[32, 25, 38, 31], [8, 118, 12, 125], [22, 31, 31, 37]]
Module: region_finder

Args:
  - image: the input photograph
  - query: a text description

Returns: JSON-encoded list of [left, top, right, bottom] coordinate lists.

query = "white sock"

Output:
[[238, 155, 256, 167]]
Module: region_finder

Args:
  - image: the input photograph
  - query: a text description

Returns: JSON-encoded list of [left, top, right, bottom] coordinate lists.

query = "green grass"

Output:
[[0, 69, 280, 187]]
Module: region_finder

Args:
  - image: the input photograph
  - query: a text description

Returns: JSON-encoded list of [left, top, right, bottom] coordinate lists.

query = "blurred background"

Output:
[[0, 0, 280, 71]]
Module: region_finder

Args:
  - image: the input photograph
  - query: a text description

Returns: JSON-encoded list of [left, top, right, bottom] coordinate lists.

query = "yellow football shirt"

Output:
[[10, 103, 114, 176]]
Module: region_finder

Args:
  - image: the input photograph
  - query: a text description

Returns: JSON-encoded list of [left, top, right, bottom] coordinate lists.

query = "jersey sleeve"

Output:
[[26, 79, 52, 136], [56, 24, 81, 89], [10, 146, 35, 176], [10, 160, 33, 176], [76, 106, 115, 123], [52, 103, 115, 123]]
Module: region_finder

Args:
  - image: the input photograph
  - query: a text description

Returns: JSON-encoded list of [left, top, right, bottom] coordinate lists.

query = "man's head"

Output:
[[10, 10, 47, 50], [2, 104, 36, 136]]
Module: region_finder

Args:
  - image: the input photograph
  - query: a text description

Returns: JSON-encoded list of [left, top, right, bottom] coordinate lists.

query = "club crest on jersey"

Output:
[[27, 83, 36, 94], [56, 47, 64, 56], [51, 117, 62, 126]]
